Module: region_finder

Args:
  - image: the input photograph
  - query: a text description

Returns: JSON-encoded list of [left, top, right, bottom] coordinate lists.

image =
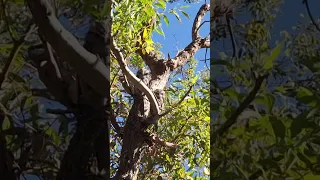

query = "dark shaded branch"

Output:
[[226, 16, 237, 59], [216, 74, 268, 137], [303, 0, 320, 32], [109, 109, 121, 135], [26, 0, 110, 98], [27, 45, 75, 108], [0, 110, 16, 180]]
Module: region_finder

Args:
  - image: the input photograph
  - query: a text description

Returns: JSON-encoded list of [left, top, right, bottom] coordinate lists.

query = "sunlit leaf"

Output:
[[163, 15, 169, 26], [263, 42, 284, 70]]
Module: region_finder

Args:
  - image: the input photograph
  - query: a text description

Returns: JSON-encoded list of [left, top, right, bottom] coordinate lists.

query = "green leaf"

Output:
[[264, 93, 275, 113], [303, 174, 320, 180], [180, 5, 190, 9], [2, 116, 11, 131], [8, 72, 26, 84], [155, 1, 165, 9], [163, 15, 169, 27], [155, 27, 165, 37], [191, 75, 199, 84], [13, 0, 24, 4], [165, 154, 171, 162], [223, 89, 238, 101], [296, 87, 313, 97], [297, 152, 313, 169], [172, 11, 182, 23], [270, 117, 286, 139], [263, 42, 284, 70], [45, 128, 61, 145], [290, 111, 312, 138], [157, 0, 166, 8], [180, 10, 190, 19], [143, 28, 148, 39], [296, 87, 317, 106]]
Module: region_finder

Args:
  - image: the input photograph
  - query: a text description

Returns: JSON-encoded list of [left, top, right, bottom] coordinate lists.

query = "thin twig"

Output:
[[45, 42, 62, 79], [216, 74, 268, 137], [159, 84, 194, 117], [226, 16, 238, 60]]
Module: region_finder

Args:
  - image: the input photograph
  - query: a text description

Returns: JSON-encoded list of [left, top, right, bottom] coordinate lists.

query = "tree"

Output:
[[211, 0, 320, 179], [0, 0, 210, 179], [110, 0, 210, 179]]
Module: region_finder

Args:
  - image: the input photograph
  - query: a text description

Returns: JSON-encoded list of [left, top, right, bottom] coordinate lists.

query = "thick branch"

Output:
[[26, 0, 110, 98], [166, 3, 210, 71], [167, 36, 209, 71], [134, 17, 167, 74], [192, 4, 210, 41], [149, 133, 177, 148], [110, 37, 160, 117]]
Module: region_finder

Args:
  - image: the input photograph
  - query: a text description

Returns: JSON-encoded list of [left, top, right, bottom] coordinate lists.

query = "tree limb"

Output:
[[149, 133, 177, 148], [160, 84, 193, 117], [110, 36, 160, 117], [134, 16, 163, 74], [26, 0, 110, 98], [303, 0, 320, 32], [216, 74, 268, 137], [226, 16, 238, 59], [167, 3, 210, 71], [192, 4, 210, 41]]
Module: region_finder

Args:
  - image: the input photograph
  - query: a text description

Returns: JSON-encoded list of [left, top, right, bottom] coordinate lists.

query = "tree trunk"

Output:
[[57, 20, 110, 180], [114, 67, 170, 180], [113, 96, 149, 180]]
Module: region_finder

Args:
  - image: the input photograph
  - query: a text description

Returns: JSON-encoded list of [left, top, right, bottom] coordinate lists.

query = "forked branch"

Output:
[[167, 3, 210, 70], [26, 0, 110, 98]]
